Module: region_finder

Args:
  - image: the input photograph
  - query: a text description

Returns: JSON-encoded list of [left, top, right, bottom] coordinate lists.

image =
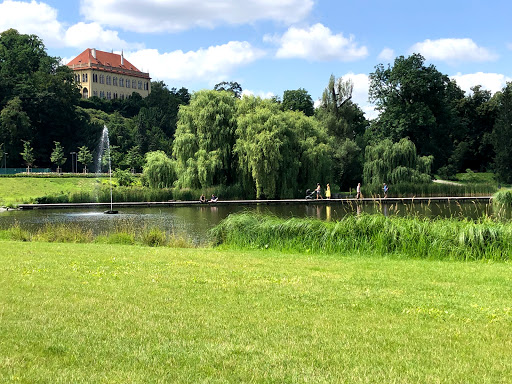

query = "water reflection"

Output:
[[0, 200, 505, 243]]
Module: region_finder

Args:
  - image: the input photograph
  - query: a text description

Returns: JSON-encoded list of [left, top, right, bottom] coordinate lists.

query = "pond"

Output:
[[0, 199, 505, 245]]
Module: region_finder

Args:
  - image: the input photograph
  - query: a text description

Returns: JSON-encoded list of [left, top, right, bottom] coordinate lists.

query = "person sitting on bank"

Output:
[[199, 194, 206, 203], [209, 194, 218, 203]]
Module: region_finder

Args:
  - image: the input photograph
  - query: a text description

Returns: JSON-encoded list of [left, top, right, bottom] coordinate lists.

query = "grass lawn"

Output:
[[0, 177, 100, 206], [1, 242, 511, 383]]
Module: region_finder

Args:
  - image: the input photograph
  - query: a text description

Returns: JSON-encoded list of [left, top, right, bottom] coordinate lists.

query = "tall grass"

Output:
[[493, 189, 512, 207], [211, 213, 512, 261]]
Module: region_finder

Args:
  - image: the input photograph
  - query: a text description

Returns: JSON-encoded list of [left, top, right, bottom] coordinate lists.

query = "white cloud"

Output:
[[0, 0, 64, 47], [450, 72, 511, 94], [267, 23, 368, 61], [125, 42, 265, 84], [64, 22, 143, 51], [80, 0, 314, 33], [242, 89, 275, 99], [409, 38, 498, 63], [0, 0, 138, 50], [378, 47, 395, 62]]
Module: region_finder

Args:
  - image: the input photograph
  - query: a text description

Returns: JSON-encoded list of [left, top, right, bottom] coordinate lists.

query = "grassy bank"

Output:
[[212, 213, 512, 261], [1, 241, 511, 383], [0, 177, 102, 206]]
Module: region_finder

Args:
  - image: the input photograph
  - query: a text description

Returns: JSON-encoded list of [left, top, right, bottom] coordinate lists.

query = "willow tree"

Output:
[[142, 151, 176, 188], [363, 138, 433, 186], [173, 90, 237, 189], [235, 96, 331, 199]]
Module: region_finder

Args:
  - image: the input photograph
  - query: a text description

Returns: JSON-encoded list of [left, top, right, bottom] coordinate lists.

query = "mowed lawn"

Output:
[[0, 177, 100, 205], [1, 241, 511, 383]]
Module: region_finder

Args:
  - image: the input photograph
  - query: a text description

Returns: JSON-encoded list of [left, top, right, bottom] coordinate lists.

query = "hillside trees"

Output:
[[282, 88, 314, 116], [0, 29, 83, 167], [369, 54, 464, 172], [492, 82, 512, 183]]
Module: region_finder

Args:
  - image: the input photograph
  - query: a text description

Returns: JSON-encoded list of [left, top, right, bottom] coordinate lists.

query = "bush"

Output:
[[114, 169, 135, 186], [141, 227, 167, 247]]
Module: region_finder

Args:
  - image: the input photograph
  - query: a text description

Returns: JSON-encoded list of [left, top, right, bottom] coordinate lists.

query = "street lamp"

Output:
[[70, 152, 76, 173]]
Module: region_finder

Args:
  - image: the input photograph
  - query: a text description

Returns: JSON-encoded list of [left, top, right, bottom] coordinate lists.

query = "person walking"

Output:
[[383, 183, 388, 198], [356, 182, 362, 199], [315, 183, 323, 199]]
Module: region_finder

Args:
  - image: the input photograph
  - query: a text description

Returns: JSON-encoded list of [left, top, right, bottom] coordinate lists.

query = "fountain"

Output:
[[96, 126, 118, 214]]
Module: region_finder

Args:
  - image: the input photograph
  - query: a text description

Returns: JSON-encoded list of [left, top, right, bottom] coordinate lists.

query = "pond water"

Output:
[[0, 200, 505, 244]]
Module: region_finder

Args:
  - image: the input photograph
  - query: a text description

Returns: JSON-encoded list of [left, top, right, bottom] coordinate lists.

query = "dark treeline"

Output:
[[2, 29, 512, 198]]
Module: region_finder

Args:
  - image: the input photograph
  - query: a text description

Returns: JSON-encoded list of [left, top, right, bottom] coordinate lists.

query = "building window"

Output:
[[106, 76, 111, 85], [144, 82, 149, 91], [100, 91, 105, 98], [99, 74, 105, 84], [126, 79, 130, 88], [82, 73, 88, 82], [120, 94, 125, 100], [82, 88, 88, 99], [74, 74, 80, 82], [113, 77, 118, 86], [138, 81, 142, 89], [119, 78, 124, 87], [106, 92, 111, 100], [93, 90, 98, 97], [93, 73, 98, 83], [132, 80, 136, 88]]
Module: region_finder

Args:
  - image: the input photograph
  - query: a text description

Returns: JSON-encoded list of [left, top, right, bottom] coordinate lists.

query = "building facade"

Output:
[[66, 48, 151, 100]]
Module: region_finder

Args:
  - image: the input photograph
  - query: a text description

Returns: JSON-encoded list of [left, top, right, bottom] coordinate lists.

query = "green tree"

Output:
[[20, 139, 34, 171], [143, 151, 176, 188], [363, 138, 433, 186], [173, 90, 238, 189], [0, 29, 81, 167], [492, 83, 512, 183], [282, 88, 314, 116], [214, 81, 243, 98], [0, 96, 32, 165], [50, 141, 66, 173], [125, 145, 144, 173], [77, 145, 93, 173], [369, 54, 464, 171], [449, 85, 497, 173]]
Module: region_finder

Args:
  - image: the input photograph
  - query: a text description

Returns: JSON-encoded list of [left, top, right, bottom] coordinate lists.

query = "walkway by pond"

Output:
[[18, 196, 493, 210]]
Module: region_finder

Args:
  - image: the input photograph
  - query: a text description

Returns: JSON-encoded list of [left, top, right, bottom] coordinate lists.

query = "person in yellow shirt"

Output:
[[326, 183, 331, 199]]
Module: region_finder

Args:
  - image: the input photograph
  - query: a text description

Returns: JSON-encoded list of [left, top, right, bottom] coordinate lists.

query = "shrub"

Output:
[[141, 227, 167, 247]]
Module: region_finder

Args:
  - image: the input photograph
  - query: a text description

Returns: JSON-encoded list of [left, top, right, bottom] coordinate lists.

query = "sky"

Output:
[[1, 0, 512, 118]]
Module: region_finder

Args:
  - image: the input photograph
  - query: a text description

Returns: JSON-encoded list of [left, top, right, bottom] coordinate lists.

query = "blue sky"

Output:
[[1, 0, 511, 118]]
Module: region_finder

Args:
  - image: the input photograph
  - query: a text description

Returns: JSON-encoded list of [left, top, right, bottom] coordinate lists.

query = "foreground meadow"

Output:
[[1, 240, 511, 383]]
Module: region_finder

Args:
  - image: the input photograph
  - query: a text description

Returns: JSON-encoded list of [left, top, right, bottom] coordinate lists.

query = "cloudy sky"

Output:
[[1, 0, 511, 118]]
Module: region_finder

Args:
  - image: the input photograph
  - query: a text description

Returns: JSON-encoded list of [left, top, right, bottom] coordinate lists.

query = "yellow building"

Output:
[[66, 48, 151, 99]]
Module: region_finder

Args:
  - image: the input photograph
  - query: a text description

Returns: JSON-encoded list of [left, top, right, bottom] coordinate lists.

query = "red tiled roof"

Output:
[[66, 48, 149, 78]]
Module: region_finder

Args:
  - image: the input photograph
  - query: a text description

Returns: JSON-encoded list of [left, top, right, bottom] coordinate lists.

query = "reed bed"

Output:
[[211, 212, 512, 261], [363, 182, 497, 198]]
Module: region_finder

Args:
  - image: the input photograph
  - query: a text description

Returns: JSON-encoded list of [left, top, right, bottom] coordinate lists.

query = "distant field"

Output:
[[1, 241, 511, 383], [0, 177, 101, 206]]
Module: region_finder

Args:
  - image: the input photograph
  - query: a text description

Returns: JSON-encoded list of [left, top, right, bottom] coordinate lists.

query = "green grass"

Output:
[[0, 177, 102, 206], [0, 241, 511, 383]]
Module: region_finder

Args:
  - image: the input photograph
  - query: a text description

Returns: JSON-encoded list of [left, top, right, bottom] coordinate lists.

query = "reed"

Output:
[[211, 213, 512, 261]]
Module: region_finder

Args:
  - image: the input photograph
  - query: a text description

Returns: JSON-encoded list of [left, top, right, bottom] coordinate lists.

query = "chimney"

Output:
[[91, 48, 96, 59], [121, 50, 124, 66]]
